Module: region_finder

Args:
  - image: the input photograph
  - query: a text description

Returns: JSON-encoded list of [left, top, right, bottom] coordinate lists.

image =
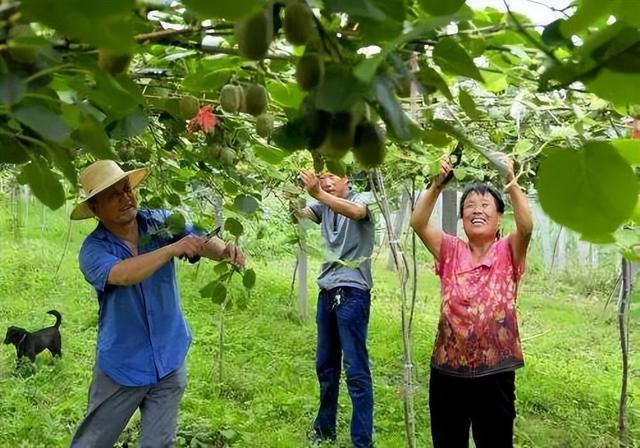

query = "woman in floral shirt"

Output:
[[410, 155, 533, 448]]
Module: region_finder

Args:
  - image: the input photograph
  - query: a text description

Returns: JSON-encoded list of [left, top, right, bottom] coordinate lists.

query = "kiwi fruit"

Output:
[[220, 84, 243, 113], [220, 147, 237, 165], [327, 111, 356, 152], [179, 96, 200, 120], [7, 25, 38, 64], [296, 53, 324, 91], [318, 140, 349, 160], [312, 151, 324, 172], [283, 2, 314, 45], [210, 143, 222, 159], [256, 113, 274, 138], [396, 75, 412, 98], [134, 145, 152, 162], [353, 121, 386, 168], [234, 6, 273, 60], [306, 108, 331, 150], [98, 49, 132, 75], [318, 111, 355, 160], [117, 145, 135, 162], [244, 84, 268, 116]]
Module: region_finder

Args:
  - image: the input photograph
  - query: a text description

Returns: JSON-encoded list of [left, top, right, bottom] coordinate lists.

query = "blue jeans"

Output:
[[314, 286, 373, 448]]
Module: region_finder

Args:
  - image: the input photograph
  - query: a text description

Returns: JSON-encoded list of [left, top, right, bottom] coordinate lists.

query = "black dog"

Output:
[[3, 310, 62, 362]]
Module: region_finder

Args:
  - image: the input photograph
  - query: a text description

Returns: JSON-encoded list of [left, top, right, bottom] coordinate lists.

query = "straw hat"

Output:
[[70, 160, 148, 220]]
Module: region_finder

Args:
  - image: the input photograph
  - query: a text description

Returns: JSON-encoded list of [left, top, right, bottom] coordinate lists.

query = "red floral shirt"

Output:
[[432, 234, 525, 377]]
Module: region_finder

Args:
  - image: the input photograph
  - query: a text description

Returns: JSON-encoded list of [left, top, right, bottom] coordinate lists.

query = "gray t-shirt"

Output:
[[308, 191, 375, 291]]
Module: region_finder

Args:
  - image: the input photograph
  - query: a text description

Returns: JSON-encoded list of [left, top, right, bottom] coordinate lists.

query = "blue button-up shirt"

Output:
[[79, 209, 194, 387]]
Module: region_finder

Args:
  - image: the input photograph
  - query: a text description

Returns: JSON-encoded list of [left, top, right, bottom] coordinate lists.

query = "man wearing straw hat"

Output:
[[70, 160, 244, 447]]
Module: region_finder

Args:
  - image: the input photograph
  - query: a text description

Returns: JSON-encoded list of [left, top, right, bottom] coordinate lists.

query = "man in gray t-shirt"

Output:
[[299, 169, 375, 448]]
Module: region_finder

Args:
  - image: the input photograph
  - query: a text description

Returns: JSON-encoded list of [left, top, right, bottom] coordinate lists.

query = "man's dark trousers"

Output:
[[314, 286, 373, 448]]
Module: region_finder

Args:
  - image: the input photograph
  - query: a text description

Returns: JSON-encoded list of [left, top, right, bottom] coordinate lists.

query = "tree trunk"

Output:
[[618, 258, 632, 447], [297, 242, 308, 320], [297, 198, 309, 320], [370, 171, 417, 448], [551, 226, 567, 271], [387, 191, 411, 270]]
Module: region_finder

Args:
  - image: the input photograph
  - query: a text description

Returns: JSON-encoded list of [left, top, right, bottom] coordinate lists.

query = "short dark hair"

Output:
[[459, 183, 505, 218]]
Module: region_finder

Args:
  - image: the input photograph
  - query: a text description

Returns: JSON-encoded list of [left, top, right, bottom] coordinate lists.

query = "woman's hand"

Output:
[[433, 156, 453, 189], [487, 151, 515, 184]]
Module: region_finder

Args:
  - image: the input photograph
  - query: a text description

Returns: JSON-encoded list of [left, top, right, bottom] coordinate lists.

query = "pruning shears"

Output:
[[182, 226, 222, 264]]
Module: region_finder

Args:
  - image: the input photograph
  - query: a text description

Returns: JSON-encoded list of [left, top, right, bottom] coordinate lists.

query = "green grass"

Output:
[[0, 198, 638, 447]]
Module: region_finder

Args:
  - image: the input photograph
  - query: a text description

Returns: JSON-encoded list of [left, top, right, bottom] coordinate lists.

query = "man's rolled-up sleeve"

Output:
[[79, 239, 122, 292]]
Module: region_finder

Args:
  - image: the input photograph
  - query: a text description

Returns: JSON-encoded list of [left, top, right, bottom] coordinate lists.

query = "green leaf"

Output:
[[611, 139, 640, 166], [18, 160, 65, 210], [233, 194, 260, 215], [542, 19, 571, 47], [21, 0, 136, 52], [182, 69, 233, 95], [458, 89, 484, 120], [356, 15, 404, 44], [214, 262, 230, 275], [354, 11, 468, 84], [630, 198, 640, 224], [431, 119, 471, 145], [76, 118, 116, 159], [225, 217, 244, 237], [513, 139, 534, 156], [0, 135, 29, 163], [183, 0, 266, 20], [537, 142, 639, 242], [325, 159, 347, 177], [482, 71, 508, 93], [243, 268, 256, 289], [587, 69, 640, 106], [560, 0, 615, 38], [353, 0, 405, 42], [108, 107, 149, 139], [453, 167, 467, 181], [616, 1, 640, 27], [266, 80, 304, 110], [324, 0, 386, 21], [253, 144, 287, 165], [200, 280, 227, 304], [223, 181, 238, 195], [418, 0, 466, 16], [316, 66, 368, 113], [47, 144, 77, 185], [0, 74, 25, 106], [421, 130, 452, 147], [433, 37, 484, 82], [14, 104, 71, 143], [166, 212, 187, 235], [87, 72, 141, 118], [354, 55, 384, 84], [416, 66, 452, 100], [372, 74, 415, 141]]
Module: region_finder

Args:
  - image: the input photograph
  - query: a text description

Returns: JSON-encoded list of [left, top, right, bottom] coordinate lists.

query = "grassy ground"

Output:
[[0, 198, 638, 447]]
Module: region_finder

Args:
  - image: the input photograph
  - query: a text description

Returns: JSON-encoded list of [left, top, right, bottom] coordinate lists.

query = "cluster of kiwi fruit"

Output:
[[233, 1, 386, 168], [312, 103, 386, 169], [98, 49, 132, 75], [234, 1, 316, 60], [233, 1, 323, 95], [204, 142, 237, 166], [218, 83, 273, 138]]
